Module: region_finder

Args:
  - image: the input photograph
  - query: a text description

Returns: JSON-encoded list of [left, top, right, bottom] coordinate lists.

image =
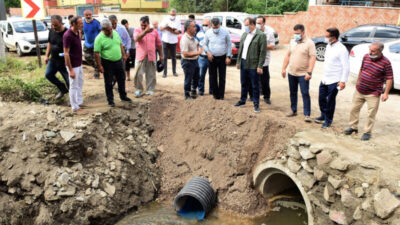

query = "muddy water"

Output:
[[116, 201, 307, 225]]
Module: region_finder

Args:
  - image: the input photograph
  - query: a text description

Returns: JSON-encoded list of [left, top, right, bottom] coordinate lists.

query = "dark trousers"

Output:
[[240, 60, 260, 106], [197, 55, 209, 94], [209, 55, 226, 99], [288, 74, 311, 116], [101, 58, 127, 104], [318, 82, 339, 124], [181, 59, 199, 96], [45, 60, 69, 93], [261, 66, 271, 99], [162, 42, 177, 76]]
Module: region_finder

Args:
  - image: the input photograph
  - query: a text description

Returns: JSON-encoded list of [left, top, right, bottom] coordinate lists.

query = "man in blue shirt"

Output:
[[109, 15, 131, 82], [204, 18, 232, 100], [196, 19, 210, 96], [83, 10, 101, 79]]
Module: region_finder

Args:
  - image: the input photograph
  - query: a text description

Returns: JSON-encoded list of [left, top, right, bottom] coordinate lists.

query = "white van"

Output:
[[203, 12, 279, 45], [0, 18, 49, 57]]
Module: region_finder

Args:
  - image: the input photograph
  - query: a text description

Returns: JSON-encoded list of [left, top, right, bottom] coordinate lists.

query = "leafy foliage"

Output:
[[170, 0, 308, 14], [5, 0, 20, 8]]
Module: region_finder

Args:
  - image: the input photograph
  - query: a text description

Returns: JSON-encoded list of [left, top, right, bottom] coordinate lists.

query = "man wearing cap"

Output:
[[134, 16, 164, 97]]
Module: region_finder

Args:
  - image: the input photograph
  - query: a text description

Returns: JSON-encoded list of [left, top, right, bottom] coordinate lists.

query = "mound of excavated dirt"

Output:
[[0, 101, 160, 225], [149, 92, 297, 216]]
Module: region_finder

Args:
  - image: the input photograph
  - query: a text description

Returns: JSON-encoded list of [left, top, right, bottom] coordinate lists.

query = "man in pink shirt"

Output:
[[134, 16, 164, 97]]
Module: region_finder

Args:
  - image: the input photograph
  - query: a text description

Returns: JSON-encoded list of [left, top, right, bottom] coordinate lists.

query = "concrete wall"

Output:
[[265, 5, 400, 44]]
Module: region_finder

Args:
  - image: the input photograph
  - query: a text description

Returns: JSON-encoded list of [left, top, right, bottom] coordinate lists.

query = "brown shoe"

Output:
[[286, 111, 297, 117]]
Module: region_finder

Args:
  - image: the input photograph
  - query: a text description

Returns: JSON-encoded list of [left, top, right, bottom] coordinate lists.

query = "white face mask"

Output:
[[256, 24, 262, 30], [325, 37, 330, 43]]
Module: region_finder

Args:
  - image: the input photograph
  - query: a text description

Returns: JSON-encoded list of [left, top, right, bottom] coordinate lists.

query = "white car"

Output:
[[349, 40, 400, 90], [203, 12, 279, 45], [0, 18, 49, 57]]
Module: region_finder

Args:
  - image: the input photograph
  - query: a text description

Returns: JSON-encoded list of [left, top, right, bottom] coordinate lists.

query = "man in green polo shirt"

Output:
[[94, 19, 132, 107]]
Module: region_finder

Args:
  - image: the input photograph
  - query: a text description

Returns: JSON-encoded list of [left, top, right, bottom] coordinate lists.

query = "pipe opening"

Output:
[[253, 164, 312, 224], [175, 195, 205, 220], [263, 173, 304, 204]]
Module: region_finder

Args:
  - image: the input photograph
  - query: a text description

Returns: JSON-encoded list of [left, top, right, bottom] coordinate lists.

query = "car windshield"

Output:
[[12, 21, 47, 33]]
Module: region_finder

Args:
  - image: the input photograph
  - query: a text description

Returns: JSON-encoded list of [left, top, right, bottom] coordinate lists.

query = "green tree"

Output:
[[5, 0, 20, 8]]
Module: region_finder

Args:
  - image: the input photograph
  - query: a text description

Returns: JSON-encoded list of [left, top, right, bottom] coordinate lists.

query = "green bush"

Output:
[[0, 76, 57, 102]]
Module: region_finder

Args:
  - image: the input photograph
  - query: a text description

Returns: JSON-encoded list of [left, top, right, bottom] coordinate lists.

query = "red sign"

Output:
[[24, 0, 40, 18]]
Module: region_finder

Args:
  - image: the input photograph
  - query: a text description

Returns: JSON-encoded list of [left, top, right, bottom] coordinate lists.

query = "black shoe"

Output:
[[344, 127, 358, 135], [162, 74, 167, 78], [173, 73, 178, 77], [314, 116, 324, 124], [185, 95, 193, 101], [199, 92, 204, 96], [234, 101, 245, 107], [191, 91, 197, 99], [55, 91, 65, 100], [321, 122, 331, 129], [254, 104, 260, 113], [121, 97, 132, 102], [264, 98, 271, 104], [108, 102, 115, 107], [361, 133, 371, 141]]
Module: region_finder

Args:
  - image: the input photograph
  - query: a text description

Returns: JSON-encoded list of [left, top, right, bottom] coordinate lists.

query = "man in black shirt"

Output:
[[44, 15, 69, 99]]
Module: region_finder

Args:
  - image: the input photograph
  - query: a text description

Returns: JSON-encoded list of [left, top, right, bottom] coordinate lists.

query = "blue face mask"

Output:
[[294, 34, 302, 42], [213, 28, 220, 34], [244, 26, 250, 33]]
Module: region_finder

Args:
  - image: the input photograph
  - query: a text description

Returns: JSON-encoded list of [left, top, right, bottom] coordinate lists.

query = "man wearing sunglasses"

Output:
[[196, 19, 211, 96]]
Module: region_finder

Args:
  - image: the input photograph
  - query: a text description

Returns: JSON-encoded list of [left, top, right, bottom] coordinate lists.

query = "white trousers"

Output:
[[68, 66, 84, 111]]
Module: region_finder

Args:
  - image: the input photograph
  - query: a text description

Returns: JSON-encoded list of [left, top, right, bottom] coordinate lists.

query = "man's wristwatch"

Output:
[[307, 72, 312, 76]]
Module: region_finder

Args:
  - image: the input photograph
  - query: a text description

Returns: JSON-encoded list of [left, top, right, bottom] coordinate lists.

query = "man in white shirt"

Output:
[[160, 8, 181, 78], [256, 16, 275, 105], [315, 27, 349, 128]]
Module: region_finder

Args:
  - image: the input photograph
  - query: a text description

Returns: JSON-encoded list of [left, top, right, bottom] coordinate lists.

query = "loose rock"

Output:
[[373, 188, 400, 219]]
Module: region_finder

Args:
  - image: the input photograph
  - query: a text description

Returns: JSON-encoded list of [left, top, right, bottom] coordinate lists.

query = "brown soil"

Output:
[[148, 89, 298, 216]]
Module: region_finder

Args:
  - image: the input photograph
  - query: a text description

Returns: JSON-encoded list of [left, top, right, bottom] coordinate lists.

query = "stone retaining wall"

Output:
[[255, 130, 400, 225]]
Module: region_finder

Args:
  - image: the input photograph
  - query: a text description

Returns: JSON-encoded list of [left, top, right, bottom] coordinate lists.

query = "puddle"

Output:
[[116, 201, 307, 225]]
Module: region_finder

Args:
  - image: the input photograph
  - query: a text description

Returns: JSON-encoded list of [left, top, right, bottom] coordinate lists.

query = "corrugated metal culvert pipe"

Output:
[[174, 177, 216, 220]]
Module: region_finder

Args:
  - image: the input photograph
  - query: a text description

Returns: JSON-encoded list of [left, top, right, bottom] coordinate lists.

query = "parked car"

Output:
[[203, 12, 279, 46], [349, 40, 400, 90], [175, 20, 241, 61], [1, 18, 49, 57], [312, 24, 400, 61]]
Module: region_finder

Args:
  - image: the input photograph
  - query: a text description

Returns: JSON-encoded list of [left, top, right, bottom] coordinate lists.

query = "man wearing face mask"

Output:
[[160, 9, 181, 78], [204, 17, 232, 100], [44, 15, 69, 100], [344, 41, 393, 141], [196, 19, 210, 96], [281, 24, 316, 122], [315, 27, 349, 128], [234, 17, 266, 113], [83, 9, 101, 79], [180, 20, 202, 100], [256, 15, 275, 105]]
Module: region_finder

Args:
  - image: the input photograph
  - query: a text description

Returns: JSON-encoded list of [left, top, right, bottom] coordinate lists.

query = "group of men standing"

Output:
[[43, 10, 393, 140]]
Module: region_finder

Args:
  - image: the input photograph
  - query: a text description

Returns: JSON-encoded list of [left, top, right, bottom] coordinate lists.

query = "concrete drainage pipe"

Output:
[[253, 161, 313, 225], [174, 177, 216, 220]]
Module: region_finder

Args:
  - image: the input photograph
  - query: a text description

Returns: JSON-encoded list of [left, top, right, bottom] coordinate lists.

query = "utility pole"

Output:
[[0, 0, 6, 63]]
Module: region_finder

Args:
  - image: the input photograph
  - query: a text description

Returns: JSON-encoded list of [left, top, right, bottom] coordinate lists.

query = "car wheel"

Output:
[[16, 44, 24, 57], [316, 44, 326, 62]]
